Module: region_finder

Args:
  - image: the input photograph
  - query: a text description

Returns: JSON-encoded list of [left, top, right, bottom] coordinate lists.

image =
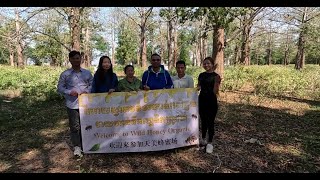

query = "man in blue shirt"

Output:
[[142, 53, 173, 90], [57, 50, 93, 157]]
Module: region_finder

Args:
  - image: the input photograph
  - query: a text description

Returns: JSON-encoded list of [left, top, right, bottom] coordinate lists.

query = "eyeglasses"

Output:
[[152, 59, 161, 62]]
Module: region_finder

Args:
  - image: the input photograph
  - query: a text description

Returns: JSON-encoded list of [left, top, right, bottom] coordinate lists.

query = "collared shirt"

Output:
[[117, 77, 142, 92], [172, 74, 194, 88], [57, 68, 93, 109]]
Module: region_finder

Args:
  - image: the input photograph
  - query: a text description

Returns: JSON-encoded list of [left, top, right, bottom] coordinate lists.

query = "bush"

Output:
[[0, 64, 319, 100]]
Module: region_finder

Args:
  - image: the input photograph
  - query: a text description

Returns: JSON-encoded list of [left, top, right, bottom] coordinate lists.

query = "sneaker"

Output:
[[199, 138, 207, 146], [206, 143, 213, 154], [74, 146, 83, 157]]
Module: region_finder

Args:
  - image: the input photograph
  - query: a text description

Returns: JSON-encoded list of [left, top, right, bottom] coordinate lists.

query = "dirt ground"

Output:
[[0, 91, 319, 173]]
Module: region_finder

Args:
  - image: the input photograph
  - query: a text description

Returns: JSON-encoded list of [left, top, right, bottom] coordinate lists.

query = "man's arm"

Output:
[[57, 72, 71, 95]]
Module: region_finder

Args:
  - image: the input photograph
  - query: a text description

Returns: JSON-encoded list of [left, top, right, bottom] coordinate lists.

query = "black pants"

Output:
[[198, 93, 218, 143], [66, 108, 82, 148]]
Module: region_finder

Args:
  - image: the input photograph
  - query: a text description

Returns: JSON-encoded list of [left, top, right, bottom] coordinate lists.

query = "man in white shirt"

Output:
[[172, 60, 194, 88]]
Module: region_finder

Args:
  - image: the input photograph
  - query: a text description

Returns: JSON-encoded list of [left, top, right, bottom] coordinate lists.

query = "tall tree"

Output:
[[239, 7, 265, 65], [15, 8, 24, 68], [120, 7, 153, 68], [160, 7, 179, 70], [0, 20, 16, 66], [177, 7, 243, 78], [271, 7, 320, 69], [62, 7, 85, 51], [116, 20, 139, 65]]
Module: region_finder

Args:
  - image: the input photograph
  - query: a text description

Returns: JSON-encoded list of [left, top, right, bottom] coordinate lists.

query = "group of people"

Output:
[[57, 50, 221, 157]]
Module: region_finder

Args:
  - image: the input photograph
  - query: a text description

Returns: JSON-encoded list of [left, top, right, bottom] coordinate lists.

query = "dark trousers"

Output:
[[66, 108, 82, 148], [199, 93, 218, 143]]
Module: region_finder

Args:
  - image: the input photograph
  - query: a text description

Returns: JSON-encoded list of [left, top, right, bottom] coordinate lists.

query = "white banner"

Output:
[[79, 88, 199, 153]]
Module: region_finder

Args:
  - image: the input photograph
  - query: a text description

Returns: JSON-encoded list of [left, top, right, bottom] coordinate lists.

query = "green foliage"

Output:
[[0, 65, 319, 101], [0, 44, 10, 64], [0, 21, 15, 64], [92, 33, 110, 55], [0, 65, 65, 101], [116, 21, 139, 65], [183, 7, 244, 28], [222, 65, 320, 100], [222, 66, 250, 91], [29, 16, 65, 66], [178, 29, 193, 65]]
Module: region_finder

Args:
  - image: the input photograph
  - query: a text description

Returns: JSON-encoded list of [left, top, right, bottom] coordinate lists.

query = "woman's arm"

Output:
[[213, 75, 221, 95]]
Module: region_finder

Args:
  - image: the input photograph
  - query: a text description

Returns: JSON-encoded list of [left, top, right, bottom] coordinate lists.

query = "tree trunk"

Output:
[[240, 23, 251, 65], [202, 33, 208, 60], [9, 44, 15, 66], [196, 41, 201, 66], [173, 23, 178, 68], [139, 22, 147, 68], [15, 9, 24, 68], [111, 16, 116, 65], [167, 20, 174, 69], [267, 31, 272, 65], [83, 26, 91, 67], [233, 44, 240, 65], [141, 27, 147, 68], [283, 30, 290, 66], [294, 7, 308, 70], [62, 34, 69, 66], [212, 27, 225, 79], [284, 47, 289, 66], [295, 31, 305, 70], [69, 8, 81, 51], [267, 48, 272, 65], [159, 24, 165, 61]]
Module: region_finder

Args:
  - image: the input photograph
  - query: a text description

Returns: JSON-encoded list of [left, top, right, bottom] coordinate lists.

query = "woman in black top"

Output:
[[197, 57, 221, 153]]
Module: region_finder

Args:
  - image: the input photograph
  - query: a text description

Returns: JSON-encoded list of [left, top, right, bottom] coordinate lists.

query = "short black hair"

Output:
[[69, 50, 81, 58], [124, 65, 134, 73], [176, 60, 186, 67], [151, 53, 161, 59]]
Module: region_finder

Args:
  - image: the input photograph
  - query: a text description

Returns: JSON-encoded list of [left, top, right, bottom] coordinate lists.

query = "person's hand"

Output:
[[143, 85, 150, 91], [79, 91, 88, 95], [70, 90, 78, 96], [108, 89, 115, 94]]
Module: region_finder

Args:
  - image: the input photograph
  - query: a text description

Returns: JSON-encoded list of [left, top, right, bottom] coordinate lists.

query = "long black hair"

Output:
[[96, 56, 113, 83]]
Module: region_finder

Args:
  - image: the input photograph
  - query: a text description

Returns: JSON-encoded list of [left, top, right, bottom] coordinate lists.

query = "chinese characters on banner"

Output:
[[79, 88, 199, 153]]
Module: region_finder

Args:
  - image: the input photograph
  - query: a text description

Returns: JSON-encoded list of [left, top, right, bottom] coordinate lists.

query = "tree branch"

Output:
[[118, 8, 141, 28], [33, 30, 71, 51], [52, 8, 69, 22]]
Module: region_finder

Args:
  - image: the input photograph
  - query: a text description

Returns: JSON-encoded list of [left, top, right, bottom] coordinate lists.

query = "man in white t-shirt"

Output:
[[172, 60, 194, 88]]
